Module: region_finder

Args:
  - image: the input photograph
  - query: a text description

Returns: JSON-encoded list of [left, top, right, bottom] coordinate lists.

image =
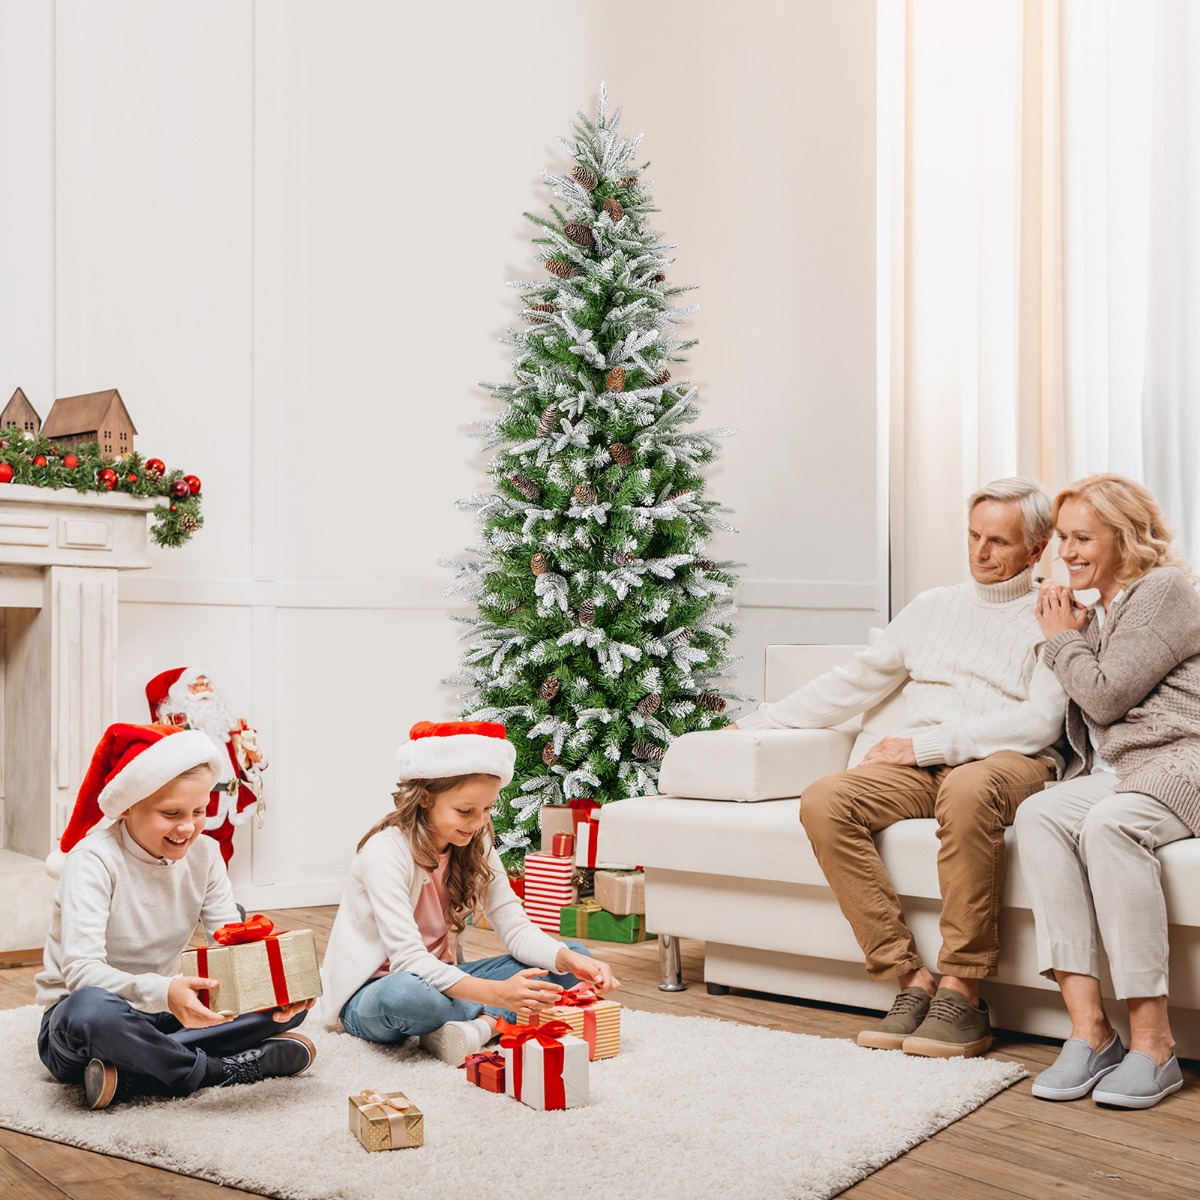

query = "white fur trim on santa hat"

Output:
[[395, 722, 515, 786], [98, 729, 224, 819]]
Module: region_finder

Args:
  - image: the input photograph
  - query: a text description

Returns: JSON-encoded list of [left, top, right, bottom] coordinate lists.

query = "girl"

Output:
[[321, 720, 618, 1064], [1015, 474, 1200, 1109]]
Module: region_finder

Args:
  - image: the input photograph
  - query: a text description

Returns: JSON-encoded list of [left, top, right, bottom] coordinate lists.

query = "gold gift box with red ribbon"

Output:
[[349, 1089, 424, 1151], [536, 983, 620, 1061], [179, 915, 323, 1015]]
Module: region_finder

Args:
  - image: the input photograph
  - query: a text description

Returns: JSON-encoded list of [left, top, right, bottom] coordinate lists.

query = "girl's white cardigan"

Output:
[[319, 826, 566, 1031]]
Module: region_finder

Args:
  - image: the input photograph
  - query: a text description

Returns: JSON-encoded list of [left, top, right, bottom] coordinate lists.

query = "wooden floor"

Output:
[[3, 907, 1198, 1200]]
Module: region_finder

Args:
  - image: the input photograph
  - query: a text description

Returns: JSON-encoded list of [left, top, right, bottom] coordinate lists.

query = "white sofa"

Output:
[[601, 644, 1200, 1056]]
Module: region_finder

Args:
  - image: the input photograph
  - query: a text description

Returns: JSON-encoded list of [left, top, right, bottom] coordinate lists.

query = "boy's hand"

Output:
[[169, 975, 233, 1028], [272, 998, 316, 1022]]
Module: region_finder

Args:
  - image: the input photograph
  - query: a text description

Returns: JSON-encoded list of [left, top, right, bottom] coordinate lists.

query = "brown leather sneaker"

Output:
[[857, 987, 933, 1050], [901, 987, 994, 1058]]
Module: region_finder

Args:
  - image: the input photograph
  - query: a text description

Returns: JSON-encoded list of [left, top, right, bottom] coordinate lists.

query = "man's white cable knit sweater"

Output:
[[35, 823, 240, 1012], [737, 568, 1066, 766]]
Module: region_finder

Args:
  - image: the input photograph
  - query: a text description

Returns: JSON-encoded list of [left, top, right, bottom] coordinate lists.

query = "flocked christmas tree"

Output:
[[444, 86, 740, 870]]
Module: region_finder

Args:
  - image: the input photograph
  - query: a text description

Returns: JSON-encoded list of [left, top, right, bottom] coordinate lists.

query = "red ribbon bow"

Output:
[[497, 1019, 574, 1108], [458, 1050, 505, 1071], [213, 914, 276, 944], [552, 983, 598, 1009]]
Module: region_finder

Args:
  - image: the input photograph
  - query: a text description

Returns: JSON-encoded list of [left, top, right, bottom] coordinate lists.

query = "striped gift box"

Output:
[[523, 852, 577, 934], [538, 996, 621, 1060]]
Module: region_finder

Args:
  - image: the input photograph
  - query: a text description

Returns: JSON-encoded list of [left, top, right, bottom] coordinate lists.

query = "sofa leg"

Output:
[[706, 983, 730, 996], [657, 932, 687, 992]]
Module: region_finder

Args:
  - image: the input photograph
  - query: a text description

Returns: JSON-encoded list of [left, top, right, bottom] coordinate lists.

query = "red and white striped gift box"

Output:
[[523, 852, 577, 934]]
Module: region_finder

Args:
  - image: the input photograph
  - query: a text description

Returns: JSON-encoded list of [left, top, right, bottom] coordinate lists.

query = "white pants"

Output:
[[1014, 773, 1193, 999]]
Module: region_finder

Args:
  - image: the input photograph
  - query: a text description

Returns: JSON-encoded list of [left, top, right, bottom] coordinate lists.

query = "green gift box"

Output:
[[559, 899, 655, 943]]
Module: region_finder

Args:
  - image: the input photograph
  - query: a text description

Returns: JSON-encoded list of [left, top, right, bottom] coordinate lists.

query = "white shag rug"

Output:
[[0, 1004, 1024, 1200]]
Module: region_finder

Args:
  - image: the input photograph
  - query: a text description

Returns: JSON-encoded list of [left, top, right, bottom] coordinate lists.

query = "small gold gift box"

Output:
[[349, 1089, 424, 1151]]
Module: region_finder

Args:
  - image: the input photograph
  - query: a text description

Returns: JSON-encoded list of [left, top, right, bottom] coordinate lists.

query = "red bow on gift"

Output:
[[497, 1018, 574, 1108], [213, 914, 277, 944], [552, 983, 599, 1008], [458, 1051, 505, 1071], [567, 798, 600, 821]]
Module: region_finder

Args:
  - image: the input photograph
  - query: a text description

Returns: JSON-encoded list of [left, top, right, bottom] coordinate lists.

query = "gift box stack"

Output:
[[537, 802, 653, 943], [180, 916, 323, 1014]]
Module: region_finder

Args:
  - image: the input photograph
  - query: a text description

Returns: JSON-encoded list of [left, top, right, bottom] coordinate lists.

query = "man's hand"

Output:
[[859, 737, 917, 766], [168, 976, 233, 1029]]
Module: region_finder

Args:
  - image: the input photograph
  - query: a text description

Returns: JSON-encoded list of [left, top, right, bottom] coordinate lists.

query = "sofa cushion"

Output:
[[657, 728, 856, 802]]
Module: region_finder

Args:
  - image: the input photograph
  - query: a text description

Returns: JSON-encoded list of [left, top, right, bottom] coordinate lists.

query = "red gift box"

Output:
[[550, 831, 575, 857], [508, 875, 525, 899], [523, 852, 577, 934], [460, 1051, 506, 1094]]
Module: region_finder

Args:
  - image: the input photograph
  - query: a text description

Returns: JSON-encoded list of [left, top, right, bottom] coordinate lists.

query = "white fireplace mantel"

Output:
[[0, 482, 156, 954]]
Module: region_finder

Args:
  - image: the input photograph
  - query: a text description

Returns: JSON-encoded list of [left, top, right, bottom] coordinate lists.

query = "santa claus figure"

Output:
[[145, 667, 267, 865]]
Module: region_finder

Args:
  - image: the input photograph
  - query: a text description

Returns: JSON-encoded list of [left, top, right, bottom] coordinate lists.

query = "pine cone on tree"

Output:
[[652, 272, 667, 283], [510, 472, 541, 501], [547, 258, 574, 279], [572, 164, 599, 191], [650, 369, 672, 387], [669, 627, 695, 646], [180, 513, 199, 535], [633, 740, 665, 762], [606, 366, 626, 393], [609, 442, 634, 465], [668, 488, 693, 502], [612, 550, 636, 566], [564, 222, 594, 249], [602, 198, 624, 221], [637, 693, 662, 716], [536, 404, 559, 437], [573, 484, 597, 505], [619, 174, 638, 188], [579, 600, 596, 625], [696, 559, 714, 570], [531, 552, 550, 575], [542, 743, 559, 766], [698, 691, 727, 713], [526, 303, 557, 324], [539, 676, 561, 701]]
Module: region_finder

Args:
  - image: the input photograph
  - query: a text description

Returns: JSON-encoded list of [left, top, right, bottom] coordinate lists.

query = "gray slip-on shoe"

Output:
[[1092, 1050, 1183, 1110], [1031, 1032, 1125, 1101]]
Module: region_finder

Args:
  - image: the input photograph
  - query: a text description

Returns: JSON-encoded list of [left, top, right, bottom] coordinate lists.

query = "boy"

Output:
[[36, 723, 315, 1109]]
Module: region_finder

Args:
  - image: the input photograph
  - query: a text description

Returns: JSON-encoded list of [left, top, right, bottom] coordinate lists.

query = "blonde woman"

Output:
[[1015, 474, 1200, 1109], [320, 721, 618, 1064]]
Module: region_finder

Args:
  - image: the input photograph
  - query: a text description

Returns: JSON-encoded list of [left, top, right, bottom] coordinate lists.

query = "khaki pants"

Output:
[[799, 751, 1054, 981]]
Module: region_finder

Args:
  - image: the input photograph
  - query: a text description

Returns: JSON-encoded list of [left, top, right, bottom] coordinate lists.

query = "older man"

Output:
[[731, 478, 1066, 1058]]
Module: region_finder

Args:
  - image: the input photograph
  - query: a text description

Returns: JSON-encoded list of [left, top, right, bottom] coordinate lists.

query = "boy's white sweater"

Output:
[[737, 569, 1066, 766], [35, 824, 239, 1012]]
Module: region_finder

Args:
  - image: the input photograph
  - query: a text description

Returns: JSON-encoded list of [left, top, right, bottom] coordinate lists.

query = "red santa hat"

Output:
[[146, 666, 212, 720], [395, 721, 516, 786], [47, 722, 224, 877]]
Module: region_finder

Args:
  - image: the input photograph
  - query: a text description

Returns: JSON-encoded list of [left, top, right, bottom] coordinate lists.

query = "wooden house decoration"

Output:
[[42, 389, 138, 459], [1, 387, 41, 433]]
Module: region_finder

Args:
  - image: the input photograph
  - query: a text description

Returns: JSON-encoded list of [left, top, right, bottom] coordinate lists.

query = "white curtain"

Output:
[[881, 0, 1200, 607]]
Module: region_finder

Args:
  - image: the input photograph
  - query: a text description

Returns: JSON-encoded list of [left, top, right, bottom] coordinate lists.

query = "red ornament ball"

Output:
[[62, 453, 79, 469], [145, 457, 165, 478], [170, 479, 190, 499], [184, 474, 202, 495], [33, 455, 48, 467], [126, 473, 138, 483], [0, 464, 13, 484], [99, 468, 118, 491]]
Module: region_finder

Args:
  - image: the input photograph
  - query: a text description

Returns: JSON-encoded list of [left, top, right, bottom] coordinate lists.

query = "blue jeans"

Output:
[[339, 942, 591, 1044], [38, 986, 309, 1097]]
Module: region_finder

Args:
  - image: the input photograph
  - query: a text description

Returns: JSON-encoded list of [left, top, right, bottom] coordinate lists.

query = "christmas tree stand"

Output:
[[0, 483, 155, 955]]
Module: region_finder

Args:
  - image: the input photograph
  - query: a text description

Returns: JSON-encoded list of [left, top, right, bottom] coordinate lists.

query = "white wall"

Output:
[[1, 0, 879, 905]]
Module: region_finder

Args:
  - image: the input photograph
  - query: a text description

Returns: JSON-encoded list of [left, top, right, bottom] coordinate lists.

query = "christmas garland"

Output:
[[0, 426, 203, 548]]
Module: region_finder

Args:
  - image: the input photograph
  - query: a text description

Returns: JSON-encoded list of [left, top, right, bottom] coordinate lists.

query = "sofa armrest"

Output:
[[657, 728, 855, 802]]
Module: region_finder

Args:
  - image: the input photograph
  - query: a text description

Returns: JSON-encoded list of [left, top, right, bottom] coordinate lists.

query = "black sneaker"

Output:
[[217, 1031, 316, 1088]]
